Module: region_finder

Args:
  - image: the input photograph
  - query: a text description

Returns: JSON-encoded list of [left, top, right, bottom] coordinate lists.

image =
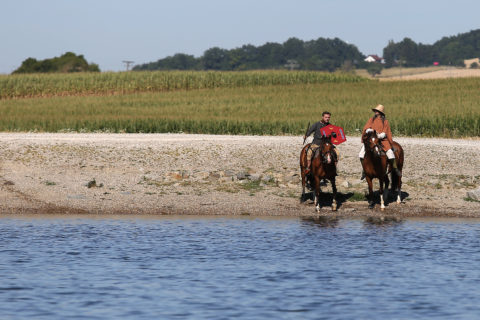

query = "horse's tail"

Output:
[[391, 141, 404, 191]]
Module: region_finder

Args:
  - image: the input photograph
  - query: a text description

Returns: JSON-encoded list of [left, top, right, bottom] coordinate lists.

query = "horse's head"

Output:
[[317, 136, 335, 164], [362, 129, 382, 157]]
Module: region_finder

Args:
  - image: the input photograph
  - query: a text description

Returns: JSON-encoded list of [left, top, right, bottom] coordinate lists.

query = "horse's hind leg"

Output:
[[379, 179, 385, 211], [300, 172, 306, 203], [397, 176, 402, 204], [384, 174, 390, 203]]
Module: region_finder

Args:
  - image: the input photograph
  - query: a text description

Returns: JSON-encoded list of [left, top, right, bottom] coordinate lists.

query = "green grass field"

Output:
[[0, 71, 479, 137]]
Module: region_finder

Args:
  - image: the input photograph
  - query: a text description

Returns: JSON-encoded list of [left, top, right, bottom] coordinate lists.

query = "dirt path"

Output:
[[0, 133, 479, 218]]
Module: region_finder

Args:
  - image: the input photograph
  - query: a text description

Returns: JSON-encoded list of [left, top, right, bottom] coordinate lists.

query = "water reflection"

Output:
[[301, 216, 339, 228], [364, 216, 404, 227]]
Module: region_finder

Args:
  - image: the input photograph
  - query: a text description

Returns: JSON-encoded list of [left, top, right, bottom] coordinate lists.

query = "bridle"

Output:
[[364, 133, 385, 157], [315, 140, 335, 164]]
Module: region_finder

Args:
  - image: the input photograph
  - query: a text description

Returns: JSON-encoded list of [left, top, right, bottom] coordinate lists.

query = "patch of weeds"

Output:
[[434, 183, 443, 189], [464, 197, 480, 203], [215, 185, 239, 193], [145, 192, 156, 195], [87, 179, 103, 188], [45, 181, 56, 186], [239, 180, 264, 193], [348, 192, 366, 202]]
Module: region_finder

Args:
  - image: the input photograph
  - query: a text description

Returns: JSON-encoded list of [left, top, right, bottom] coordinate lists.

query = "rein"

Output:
[[314, 142, 335, 164]]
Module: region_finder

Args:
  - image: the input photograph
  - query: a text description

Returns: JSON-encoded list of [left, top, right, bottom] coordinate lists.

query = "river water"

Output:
[[1, 215, 480, 319]]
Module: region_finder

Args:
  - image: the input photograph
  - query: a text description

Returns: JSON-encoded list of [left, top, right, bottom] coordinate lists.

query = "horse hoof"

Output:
[[332, 204, 337, 211], [381, 207, 385, 211]]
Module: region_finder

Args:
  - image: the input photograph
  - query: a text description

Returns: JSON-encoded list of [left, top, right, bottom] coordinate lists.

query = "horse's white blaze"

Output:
[[371, 138, 375, 142], [375, 146, 379, 153]]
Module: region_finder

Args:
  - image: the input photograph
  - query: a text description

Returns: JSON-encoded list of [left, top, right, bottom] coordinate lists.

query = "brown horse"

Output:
[[361, 130, 404, 210], [300, 136, 338, 211]]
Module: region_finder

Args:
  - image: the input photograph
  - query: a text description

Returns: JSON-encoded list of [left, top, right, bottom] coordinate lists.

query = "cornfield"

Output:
[[0, 71, 479, 137], [0, 70, 366, 99]]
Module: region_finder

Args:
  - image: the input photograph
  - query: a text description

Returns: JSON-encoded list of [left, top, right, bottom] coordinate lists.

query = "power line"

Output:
[[122, 60, 134, 71]]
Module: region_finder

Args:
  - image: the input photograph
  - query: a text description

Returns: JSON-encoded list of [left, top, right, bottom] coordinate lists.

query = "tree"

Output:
[[13, 52, 100, 74], [366, 63, 383, 77], [202, 47, 230, 70]]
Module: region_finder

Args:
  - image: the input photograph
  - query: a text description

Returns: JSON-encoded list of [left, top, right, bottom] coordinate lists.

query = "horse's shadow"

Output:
[[300, 191, 348, 209], [366, 190, 410, 206], [300, 190, 410, 208]]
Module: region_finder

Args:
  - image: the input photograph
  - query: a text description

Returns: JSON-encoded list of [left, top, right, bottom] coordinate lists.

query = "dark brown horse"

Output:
[[362, 130, 404, 210], [300, 136, 338, 211]]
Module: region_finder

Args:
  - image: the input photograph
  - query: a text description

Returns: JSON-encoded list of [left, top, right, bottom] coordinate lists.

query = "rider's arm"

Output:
[[361, 118, 373, 140], [305, 122, 319, 138], [384, 120, 394, 145]]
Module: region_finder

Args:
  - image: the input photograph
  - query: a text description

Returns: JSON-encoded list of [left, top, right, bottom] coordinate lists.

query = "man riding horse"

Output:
[[359, 104, 402, 179], [303, 111, 338, 175]]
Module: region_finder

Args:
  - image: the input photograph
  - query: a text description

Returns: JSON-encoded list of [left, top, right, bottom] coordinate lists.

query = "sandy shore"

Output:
[[0, 133, 479, 218]]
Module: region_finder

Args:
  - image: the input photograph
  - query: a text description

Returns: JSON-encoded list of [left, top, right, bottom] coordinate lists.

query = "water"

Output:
[[1, 215, 480, 320]]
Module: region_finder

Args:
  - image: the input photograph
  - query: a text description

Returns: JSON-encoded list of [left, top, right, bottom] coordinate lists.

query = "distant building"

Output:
[[364, 55, 384, 63], [464, 58, 480, 68]]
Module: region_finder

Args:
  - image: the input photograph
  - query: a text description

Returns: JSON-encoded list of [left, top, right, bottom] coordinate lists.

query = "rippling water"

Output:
[[1, 215, 480, 319]]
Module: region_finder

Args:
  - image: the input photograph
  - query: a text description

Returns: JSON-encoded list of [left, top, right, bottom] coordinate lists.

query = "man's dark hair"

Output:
[[322, 111, 331, 116]]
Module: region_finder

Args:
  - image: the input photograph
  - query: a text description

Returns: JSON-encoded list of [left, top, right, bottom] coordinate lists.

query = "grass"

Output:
[[0, 71, 479, 137], [347, 192, 366, 202]]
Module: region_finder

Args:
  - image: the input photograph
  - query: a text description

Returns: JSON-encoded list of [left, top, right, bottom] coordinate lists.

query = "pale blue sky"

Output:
[[1, 0, 479, 73]]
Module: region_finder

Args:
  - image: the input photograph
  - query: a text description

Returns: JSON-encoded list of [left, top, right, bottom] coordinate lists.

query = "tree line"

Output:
[[11, 29, 480, 74], [134, 29, 480, 71], [383, 29, 480, 67], [133, 37, 365, 72], [13, 52, 100, 74]]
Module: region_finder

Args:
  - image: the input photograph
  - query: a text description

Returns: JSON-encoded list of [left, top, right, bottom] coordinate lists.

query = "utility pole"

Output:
[[122, 60, 134, 71]]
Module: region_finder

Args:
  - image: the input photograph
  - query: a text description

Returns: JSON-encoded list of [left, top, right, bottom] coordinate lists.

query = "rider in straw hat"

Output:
[[358, 104, 402, 179]]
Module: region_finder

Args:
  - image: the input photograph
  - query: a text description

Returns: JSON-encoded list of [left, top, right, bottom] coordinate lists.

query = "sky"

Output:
[[1, 0, 479, 73]]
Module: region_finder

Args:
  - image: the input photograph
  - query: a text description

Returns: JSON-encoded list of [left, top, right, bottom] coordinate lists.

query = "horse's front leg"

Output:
[[314, 176, 321, 212], [379, 178, 385, 211], [366, 176, 375, 209], [330, 177, 337, 211]]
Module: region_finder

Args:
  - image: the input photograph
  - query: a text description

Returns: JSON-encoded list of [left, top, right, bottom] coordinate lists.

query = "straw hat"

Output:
[[372, 104, 385, 115]]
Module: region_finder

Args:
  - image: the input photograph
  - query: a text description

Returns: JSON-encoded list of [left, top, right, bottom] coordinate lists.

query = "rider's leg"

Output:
[[386, 149, 402, 177], [359, 145, 366, 180]]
